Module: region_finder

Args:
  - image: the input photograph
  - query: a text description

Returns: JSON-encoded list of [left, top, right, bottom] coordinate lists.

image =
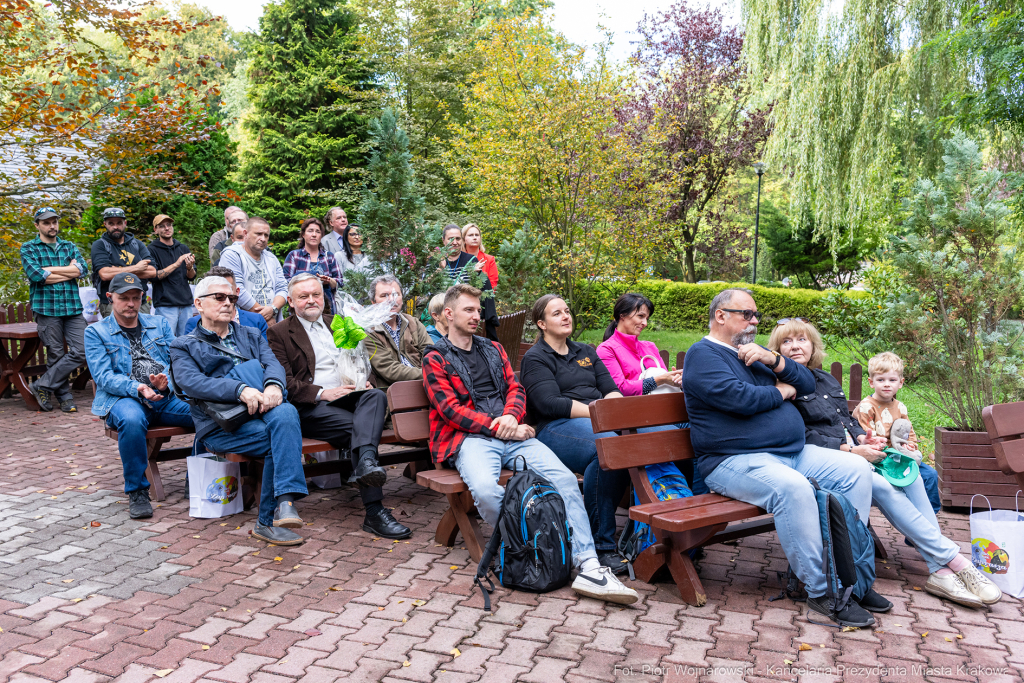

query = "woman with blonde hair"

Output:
[[461, 223, 498, 287], [769, 318, 1001, 609]]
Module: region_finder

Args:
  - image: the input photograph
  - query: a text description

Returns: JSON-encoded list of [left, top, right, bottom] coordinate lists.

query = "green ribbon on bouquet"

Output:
[[330, 315, 367, 349]]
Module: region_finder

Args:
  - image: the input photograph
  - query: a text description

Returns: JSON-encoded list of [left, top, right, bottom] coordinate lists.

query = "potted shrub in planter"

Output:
[[819, 131, 1024, 509]]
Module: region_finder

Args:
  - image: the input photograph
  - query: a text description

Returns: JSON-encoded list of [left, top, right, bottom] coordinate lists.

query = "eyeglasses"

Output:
[[720, 308, 761, 321], [776, 317, 809, 326], [198, 293, 239, 304]]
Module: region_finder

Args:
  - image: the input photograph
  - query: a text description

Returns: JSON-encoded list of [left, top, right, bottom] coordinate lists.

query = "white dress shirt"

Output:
[[298, 315, 341, 399]]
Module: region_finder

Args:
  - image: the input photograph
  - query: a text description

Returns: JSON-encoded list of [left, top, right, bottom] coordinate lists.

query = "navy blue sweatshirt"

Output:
[[681, 337, 816, 479]]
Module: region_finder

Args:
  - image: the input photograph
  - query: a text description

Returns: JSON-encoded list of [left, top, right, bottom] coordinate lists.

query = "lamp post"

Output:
[[752, 162, 765, 284]]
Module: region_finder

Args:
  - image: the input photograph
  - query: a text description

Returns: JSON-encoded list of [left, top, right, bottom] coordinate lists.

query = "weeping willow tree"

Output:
[[740, 0, 973, 244]]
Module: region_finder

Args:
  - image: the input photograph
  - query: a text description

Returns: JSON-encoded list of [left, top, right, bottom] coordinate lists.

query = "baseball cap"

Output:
[[108, 272, 145, 295], [152, 214, 173, 228], [34, 207, 59, 221], [874, 448, 920, 487], [102, 207, 126, 220]]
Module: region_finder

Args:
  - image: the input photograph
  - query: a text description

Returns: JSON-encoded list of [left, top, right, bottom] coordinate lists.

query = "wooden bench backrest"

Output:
[[589, 393, 694, 471], [830, 361, 864, 412], [982, 402, 1024, 486], [387, 380, 430, 443]]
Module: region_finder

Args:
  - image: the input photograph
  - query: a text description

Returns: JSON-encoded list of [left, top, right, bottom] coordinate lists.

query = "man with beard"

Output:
[[268, 273, 411, 539], [91, 207, 157, 317], [681, 288, 876, 628]]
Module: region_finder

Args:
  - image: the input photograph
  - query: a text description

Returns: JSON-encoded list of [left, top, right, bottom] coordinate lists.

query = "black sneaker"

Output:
[[598, 551, 629, 575], [806, 594, 875, 628], [362, 507, 411, 539], [857, 588, 893, 613], [29, 381, 53, 412], [127, 489, 153, 519], [59, 398, 77, 413]]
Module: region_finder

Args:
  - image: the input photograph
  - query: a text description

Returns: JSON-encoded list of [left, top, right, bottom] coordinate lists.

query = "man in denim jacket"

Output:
[[169, 276, 308, 546], [85, 273, 194, 519]]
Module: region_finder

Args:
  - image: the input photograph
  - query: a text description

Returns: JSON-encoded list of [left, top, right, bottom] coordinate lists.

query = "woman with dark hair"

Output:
[[440, 224, 500, 340], [338, 224, 372, 274], [596, 293, 682, 396], [282, 218, 342, 314], [519, 294, 630, 573]]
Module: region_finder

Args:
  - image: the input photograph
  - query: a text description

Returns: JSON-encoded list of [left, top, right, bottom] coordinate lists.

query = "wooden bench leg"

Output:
[[661, 526, 725, 607], [146, 437, 170, 501], [435, 508, 460, 547], [632, 543, 667, 583], [446, 491, 486, 562]]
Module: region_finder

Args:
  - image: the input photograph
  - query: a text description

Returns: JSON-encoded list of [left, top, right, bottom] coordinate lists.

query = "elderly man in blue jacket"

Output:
[[85, 273, 194, 519], [682, 288, 876, 629], [169, 275, 308, 546]]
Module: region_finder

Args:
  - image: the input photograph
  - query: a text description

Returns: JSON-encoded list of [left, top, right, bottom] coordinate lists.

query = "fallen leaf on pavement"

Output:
[[945, 637, 952, 642], [913, 586, 921, 591], [62, 579, 73, 583], [202, 645, 210, 650], [450, 566, 459, 570], [71, 598, 82, 603], [329, 587, 341, 591], [783, 659, 793, 665], [921, 632, 928, 638], [450, 648, 461, 657], [841, 626, 859, 632], [412, 600, 425, 606], [154, 670, 173, 678], [304, 629, 321, 637], [90, 521, 100, 527], [402, 661, 410, 667], [274, 557, 283, 562], [798, 644, 811, 651]]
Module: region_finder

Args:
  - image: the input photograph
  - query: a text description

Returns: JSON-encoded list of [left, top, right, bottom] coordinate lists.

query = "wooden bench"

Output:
[[590, 392, 774, 606], [395, 380, 516, 562], [103, 425, 195, 502], [981, 401, 1024, 500]]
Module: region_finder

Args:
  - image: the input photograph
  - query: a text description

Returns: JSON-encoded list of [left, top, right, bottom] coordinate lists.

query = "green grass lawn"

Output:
[[577, 328, 944, 462]]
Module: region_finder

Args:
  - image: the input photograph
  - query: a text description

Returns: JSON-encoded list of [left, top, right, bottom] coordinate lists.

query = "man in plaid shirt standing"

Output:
[[422, 283, 638, 605], [20, 207, 88, 413]]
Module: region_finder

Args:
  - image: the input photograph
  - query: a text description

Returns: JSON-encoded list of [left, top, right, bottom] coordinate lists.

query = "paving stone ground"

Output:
[[0, 391, 1022, 683]]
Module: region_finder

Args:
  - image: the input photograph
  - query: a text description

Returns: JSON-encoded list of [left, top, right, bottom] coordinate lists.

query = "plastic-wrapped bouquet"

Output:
[[330, 293, 395, 387]]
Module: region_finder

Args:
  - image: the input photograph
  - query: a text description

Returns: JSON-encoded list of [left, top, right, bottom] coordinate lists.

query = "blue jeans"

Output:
[[870, 471, 959, 573], [202, 402, 308, 527], [919, 462, 941, 513], [153, 305, 192, 336], [704, 444, 873, 597], [452, 436, 598, 568], [106, 395, 194, 493], [536, 418, 628, 552]]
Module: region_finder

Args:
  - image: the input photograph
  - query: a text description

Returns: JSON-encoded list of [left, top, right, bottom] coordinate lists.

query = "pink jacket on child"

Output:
[[595, 328, 667, 396]]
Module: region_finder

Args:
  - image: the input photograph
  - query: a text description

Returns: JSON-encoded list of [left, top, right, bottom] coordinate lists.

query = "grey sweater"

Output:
[[218, 243, 287, 316]]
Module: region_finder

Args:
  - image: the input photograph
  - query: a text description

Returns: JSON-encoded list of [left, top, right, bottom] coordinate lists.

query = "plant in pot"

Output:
[[818, 131, 1024, 508]]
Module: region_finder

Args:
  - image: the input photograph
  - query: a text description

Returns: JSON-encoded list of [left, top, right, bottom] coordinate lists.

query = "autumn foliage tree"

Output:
[[617, 1, 771, 283], [0, 0, 231, 296]]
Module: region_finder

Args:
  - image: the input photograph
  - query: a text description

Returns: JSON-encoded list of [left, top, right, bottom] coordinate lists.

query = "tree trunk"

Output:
[[684, 245, 697, 283]]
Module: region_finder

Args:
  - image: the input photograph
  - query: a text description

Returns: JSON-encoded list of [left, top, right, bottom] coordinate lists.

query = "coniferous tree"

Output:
[[238, 0, 376, 253], [344, 109, 450, 309]]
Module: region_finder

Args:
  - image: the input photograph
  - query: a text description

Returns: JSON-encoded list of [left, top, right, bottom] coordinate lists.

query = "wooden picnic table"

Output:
[[0, 322, 43, 411]]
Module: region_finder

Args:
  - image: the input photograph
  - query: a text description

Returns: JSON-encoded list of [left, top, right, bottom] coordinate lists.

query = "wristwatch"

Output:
[[766, 349, 782, 370], [272, 305, 281, 318]]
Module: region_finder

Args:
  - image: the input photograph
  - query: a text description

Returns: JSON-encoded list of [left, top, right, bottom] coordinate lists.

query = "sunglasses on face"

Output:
[[776, 317, 809, 326], [721, 308, 761, 321], [198, 293, 239, 304]]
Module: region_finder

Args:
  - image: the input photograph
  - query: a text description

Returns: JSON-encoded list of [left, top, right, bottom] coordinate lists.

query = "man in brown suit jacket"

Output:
[[268, 273, 410, 539]]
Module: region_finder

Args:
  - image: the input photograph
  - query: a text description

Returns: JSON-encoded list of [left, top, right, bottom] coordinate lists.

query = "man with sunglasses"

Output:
[[170, 276, 308, 546], [681, 288, 876, 629], [84, 273, 194, 519], [21, 207, 89, 413]]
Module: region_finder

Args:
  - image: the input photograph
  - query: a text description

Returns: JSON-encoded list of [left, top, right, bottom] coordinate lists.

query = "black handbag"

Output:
[[168, 336, 264, 433]]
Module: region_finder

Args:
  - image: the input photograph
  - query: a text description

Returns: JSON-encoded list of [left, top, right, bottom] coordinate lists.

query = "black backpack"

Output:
[[474, 456, 573, 610]]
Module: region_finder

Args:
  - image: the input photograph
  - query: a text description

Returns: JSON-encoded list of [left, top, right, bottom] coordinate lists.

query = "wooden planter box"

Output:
[[935, 427, 1023, 510]]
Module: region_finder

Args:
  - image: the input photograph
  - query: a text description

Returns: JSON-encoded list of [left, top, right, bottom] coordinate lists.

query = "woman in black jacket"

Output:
[[768, 318, 1002, 609], [519, 294, 628, 573]]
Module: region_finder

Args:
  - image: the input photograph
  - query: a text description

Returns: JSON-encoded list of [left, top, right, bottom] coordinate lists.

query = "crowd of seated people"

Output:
[[71, 209, 1004, 617]]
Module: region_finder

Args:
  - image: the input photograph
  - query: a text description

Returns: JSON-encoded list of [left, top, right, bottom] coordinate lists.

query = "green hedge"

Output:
[[576, 280, 866, 333]]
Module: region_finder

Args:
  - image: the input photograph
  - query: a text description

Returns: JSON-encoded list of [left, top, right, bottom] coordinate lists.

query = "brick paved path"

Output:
[[0, 392, 1021, 683]]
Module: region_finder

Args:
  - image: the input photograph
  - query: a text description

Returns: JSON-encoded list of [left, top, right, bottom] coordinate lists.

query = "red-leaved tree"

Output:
[[616, 1, 771, 282]]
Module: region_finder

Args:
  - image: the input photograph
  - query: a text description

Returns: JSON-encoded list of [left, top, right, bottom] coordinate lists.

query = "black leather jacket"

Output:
[[793, 368, 866, 451]]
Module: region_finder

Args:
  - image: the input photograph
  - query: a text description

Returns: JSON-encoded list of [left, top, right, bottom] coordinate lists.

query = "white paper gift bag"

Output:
[[187, 454, 243, 518], [969, 493, 1024, 598], [304, 449, 343, 489]]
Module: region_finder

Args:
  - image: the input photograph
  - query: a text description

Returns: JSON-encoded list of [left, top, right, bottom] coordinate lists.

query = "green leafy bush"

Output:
[[576, 279, 865, 333]]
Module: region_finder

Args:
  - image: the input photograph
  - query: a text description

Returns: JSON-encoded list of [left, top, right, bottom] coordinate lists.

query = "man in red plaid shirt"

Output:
[[422, 284, 638, 604]]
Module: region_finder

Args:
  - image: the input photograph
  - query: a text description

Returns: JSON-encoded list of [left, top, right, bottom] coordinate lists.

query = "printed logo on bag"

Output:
[[971, 538, 1009, 574], [204, 476, 239, 505]]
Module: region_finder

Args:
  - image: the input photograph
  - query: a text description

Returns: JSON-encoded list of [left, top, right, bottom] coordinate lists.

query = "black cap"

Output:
[[108, 272, 145, 295], [103, 207, 126, 220], [34, 207, 59, 221]]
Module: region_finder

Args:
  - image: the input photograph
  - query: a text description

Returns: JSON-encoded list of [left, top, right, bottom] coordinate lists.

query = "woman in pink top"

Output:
[[596, 293, 682, 396]]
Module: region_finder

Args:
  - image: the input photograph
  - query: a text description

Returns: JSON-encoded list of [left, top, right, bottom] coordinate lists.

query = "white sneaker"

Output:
[[572, 566, 639, 605], [957, 565, 1002, 605], [924, 572, 984, 608]]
